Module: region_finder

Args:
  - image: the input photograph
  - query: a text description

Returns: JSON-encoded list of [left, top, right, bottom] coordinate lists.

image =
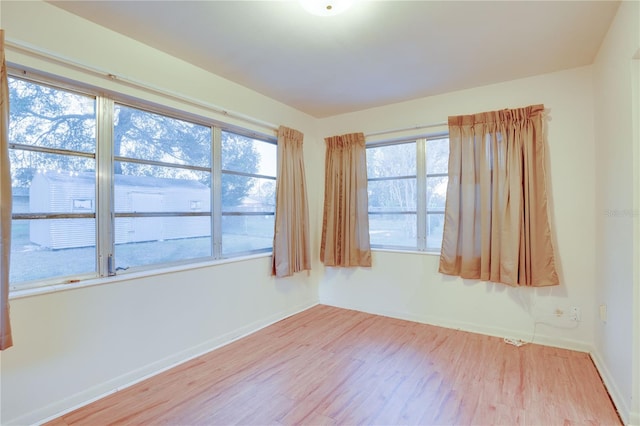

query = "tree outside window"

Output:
[[8, 75, 274, 288]]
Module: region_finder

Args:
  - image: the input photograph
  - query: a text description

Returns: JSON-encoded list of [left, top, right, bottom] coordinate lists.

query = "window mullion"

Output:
[[96, 96, 115, 276], [416, 138, 427, 251], [212, 127, 222, 258]]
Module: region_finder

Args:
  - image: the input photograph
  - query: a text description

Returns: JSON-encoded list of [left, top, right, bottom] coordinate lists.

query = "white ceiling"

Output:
[[49, 0, 620, 118]]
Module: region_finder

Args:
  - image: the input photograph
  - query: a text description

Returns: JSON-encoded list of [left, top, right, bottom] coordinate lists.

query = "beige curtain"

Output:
[[272, 126, 311, 277], [320, 132, 371, 267], [1, 30, 13, 349], [439, 104, 559, 287]]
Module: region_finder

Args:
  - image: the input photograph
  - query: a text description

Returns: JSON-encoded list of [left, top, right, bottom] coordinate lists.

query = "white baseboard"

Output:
[[320, 300, 592, 353], [322, 300, 637, 424], [18, 300, 636, 426], [590, 349, 633, 425], [16, 300, 318, 426]]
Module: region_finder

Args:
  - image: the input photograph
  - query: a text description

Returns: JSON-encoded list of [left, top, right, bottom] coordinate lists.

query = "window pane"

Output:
[[112, 159, 212, 268], [10, 219, 96, 285], [427, 176, 448, 210], [115, 162, 211, 186], [367, 142, 416, 178], [369, 213, 417, 248], [426, 213, 445, 251], [115, 223, 212, 270], [254, 140, 277, 176], [114, 104, 211, 167], [9, 77, 97, 285], [9, 149, 95, 198], [222, 131, 275, 176], [114, 216, 211, 245], [426, 138, 449, 174], [368, 178, 416, 212], [9, 77, 96, 153], [221, 174, 275, 212], [222, 215, 274, 255], [220, 132, 276, 255], [114, 162, 210, 213]]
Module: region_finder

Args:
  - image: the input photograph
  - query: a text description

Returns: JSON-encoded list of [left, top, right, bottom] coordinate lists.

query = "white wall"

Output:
[[0, 2, 322, 424], [318, 67, 599, 353], [2, 259, 318, 425], [593, 1, 640, 424], [1, 0, 637, 425]]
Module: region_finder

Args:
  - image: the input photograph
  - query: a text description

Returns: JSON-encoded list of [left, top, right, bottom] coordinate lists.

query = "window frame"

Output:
[[7, 69, 277, 291], [366, 133, 449, 253]]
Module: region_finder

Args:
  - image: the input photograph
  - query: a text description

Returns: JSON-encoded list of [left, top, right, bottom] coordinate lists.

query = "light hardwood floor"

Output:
[[46, 305, 622, 425]]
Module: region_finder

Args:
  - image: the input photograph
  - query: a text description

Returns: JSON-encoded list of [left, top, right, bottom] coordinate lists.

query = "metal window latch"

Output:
[[107, 254, 115, 276]]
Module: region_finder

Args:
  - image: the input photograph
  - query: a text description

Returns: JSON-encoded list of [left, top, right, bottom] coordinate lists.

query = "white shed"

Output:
[[30, 171, 211, 249]]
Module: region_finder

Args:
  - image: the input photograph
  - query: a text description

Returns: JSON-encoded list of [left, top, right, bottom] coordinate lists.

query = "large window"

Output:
[[7, 75, 276, 290], [366, 136, 449, 251]]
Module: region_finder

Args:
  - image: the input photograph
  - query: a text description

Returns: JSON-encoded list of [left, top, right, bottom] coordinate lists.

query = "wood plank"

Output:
[[46, 305, 622, 426]]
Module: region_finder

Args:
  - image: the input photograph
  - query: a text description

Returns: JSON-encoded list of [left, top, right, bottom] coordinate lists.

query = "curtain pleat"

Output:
[[1, 29, 14, 350], [272, 126, 311, 277], [439, 104, 559, 287], [320, 132, 371, 267]]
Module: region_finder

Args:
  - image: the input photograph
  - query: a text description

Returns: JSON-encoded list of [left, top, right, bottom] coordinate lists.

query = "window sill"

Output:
[[9, 252, 272, 301], [371, 247, 441, 256]]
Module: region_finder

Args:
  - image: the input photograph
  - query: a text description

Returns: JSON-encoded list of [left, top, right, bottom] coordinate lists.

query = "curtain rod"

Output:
[[365, 121, 448, 138], [5, 38, 279, 133]]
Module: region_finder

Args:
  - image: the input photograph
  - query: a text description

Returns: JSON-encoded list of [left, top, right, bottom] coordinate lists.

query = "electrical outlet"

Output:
[[570, 306, 581, 322], [599, 304, 607, 322]]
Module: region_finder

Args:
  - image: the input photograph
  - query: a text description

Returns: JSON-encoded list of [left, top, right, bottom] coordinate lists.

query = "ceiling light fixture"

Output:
[[299, 0, 354, 17]]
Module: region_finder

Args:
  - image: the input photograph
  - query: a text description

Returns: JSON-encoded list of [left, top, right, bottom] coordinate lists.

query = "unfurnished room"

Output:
[[0, 1, 639, 425]]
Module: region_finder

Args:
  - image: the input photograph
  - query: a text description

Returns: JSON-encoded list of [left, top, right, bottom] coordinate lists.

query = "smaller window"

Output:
[[366, 136, 449, 252], [367, 141, 418, 250]]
